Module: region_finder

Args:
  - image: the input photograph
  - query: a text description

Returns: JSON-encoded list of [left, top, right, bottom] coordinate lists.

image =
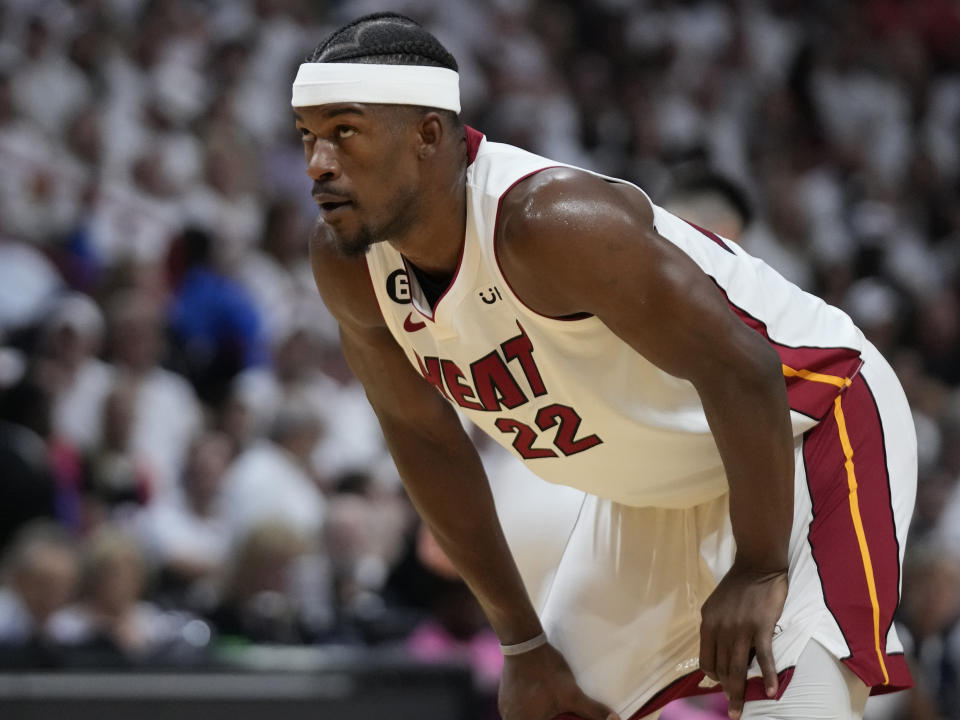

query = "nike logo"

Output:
[[403, 313, 427, 332]]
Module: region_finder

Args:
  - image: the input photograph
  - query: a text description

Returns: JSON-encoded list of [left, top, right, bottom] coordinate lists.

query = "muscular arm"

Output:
[[497, 170, 794, 715], [311, 220, 621, 720], [308, 224, 541, 645], [497, 168, 794, 572]]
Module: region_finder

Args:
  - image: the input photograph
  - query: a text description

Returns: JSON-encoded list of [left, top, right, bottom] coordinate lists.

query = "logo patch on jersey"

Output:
[[386, 269, 411, 304], [403, 313, 427, 332], [478, 286, 503, 305]]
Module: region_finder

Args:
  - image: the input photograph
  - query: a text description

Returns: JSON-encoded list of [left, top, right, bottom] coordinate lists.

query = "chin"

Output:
[[329, 225, 376, 259], [336, 239, 373, 259]]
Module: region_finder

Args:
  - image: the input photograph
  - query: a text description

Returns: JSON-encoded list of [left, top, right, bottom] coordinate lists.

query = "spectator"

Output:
[[81, 378, 154, 523], [43, 293, 113, 453], [132, 432, 233, 609], [324, 469, 413, 627], [87, 148, 185, 267], [0, 231, 63, 334], [0, 56, 83, 245], [47, 529, 177, 663], [842, 278, 907, 359], [898, 541, 960, 719], [401, 524, 502, 706], [218, 368, 281, 455], [0, 375, 59, 549], [10, 15, 91, 139], [219, 397, 326, 541], [168, 226, 268, 406], [235, 198, 334, 346], [659, 169, 753, 243], [105, 290, 203, 497], [206, 521, 331, 644], [182, 145, 264, 268], [0, 522, 80, 657]]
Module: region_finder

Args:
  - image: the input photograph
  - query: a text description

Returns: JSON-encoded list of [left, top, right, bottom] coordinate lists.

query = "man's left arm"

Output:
[[497, 168, 794, 720]]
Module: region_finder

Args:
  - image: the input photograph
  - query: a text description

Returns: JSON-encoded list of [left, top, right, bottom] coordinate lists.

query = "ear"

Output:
[[417, 112, 445, 159]]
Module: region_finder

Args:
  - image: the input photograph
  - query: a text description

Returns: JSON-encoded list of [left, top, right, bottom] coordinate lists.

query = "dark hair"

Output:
[[308, 12, 458, 71], [0, 375, 51, 439], [662, 169, 753, 229], [180, 226, 213, 268], [306, 13, 462, 126], [4, 520, 76, 575]]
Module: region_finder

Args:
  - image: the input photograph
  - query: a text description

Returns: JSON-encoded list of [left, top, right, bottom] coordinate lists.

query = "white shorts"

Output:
[[492, 342, 916, 719], [656, 640, 870, 720], [741, 639, 870, 719]]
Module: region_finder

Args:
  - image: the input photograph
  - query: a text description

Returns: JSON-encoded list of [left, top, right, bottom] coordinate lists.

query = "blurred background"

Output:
[[0, 0, 959, 718]]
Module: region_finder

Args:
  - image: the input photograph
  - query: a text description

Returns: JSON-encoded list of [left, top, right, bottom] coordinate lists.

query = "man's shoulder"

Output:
[[491, 165, 659, 318], [496, 167, 582, 249], [496, 166, 654, 257]]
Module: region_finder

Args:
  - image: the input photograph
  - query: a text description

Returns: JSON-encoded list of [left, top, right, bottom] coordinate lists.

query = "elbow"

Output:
[[699, 331, 786, 400], [739, 344, 788, 406], [751, 340, 787, 391]]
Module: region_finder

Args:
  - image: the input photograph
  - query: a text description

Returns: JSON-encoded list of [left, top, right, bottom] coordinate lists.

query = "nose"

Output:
[[306, 139, 341, 182]]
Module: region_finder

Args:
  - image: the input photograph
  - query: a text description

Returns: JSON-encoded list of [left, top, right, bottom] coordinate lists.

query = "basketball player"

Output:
[[295, 13, 916, 720]]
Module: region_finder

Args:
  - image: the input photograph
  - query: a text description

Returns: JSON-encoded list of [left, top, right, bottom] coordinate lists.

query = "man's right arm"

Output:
[[309, 226, 618, 720], [307, 226, 541, 646]]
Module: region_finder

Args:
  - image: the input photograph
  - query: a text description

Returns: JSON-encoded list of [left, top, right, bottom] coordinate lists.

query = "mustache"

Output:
[[312, 181, 354, 202]]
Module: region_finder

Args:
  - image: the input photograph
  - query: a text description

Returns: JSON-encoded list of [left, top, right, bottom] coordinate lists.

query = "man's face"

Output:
[[14, 545, 79, 624], [295, 103, 422, 257]]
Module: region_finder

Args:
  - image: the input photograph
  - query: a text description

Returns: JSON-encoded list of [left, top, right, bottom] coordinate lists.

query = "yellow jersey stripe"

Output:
[[832, 395, 890, 685], [782, 364, 852, 389]]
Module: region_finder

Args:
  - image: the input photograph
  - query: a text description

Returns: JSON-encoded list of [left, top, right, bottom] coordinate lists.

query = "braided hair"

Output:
[[307, 13, 462, 124], [308, 12, 458, 70]]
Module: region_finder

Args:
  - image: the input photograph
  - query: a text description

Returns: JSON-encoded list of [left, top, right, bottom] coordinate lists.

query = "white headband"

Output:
[[291, 62, 460, 112]]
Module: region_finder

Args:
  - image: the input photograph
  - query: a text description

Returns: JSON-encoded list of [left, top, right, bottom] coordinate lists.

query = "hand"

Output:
[[498, 642, 621, 720], [698, 560, 788, 719]]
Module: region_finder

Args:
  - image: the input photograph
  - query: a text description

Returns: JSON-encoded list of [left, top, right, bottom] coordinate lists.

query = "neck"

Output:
[[388, 146, 468, 277]]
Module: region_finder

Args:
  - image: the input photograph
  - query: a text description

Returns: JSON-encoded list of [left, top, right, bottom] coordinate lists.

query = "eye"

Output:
[[298, 127, 315, 141], [336, 126, 357, 139]]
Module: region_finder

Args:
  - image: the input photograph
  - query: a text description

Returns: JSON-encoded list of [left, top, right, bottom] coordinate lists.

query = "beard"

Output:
[[327, 185, 421, 259], [331, 223, 376, 259]]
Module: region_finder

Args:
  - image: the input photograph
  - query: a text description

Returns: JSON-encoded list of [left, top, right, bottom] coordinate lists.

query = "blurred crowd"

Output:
[[0, 0, 959, 718]]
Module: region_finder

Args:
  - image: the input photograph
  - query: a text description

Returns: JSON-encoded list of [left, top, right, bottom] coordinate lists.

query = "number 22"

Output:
[[494, 403, 602, 460]]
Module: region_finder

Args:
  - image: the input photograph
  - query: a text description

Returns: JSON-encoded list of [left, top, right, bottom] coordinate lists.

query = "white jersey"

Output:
[[364, 129, 868, 509], [366, 130, 915, 714]]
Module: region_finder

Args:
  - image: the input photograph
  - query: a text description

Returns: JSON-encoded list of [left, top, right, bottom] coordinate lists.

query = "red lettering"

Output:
[[495, 404, 601, 459], [415, 352, 450, 400], [494, 418, 557, 459], [536, 404, 602, 455], [501, 321, 546, 397], [441, 360, 484, 411], [470, 351, 528, 411]]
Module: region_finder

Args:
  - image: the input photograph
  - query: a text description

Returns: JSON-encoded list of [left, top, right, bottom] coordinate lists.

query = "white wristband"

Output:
[[500, 632, 548, 656]]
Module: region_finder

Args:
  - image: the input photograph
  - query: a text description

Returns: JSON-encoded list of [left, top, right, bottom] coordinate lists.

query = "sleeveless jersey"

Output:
[[364, 128, 867, 509]]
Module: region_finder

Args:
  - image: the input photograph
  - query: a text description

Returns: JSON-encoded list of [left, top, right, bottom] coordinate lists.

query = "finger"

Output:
[[713, 634, 729, 693], [723, 636, 751, 720], [755, 631, 779, 698], [699, 617, 718, 681], [567, 692, 621, 720]]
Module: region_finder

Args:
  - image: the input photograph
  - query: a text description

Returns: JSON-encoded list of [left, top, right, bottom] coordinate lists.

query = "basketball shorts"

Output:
[[529, 342, 916, 720]]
